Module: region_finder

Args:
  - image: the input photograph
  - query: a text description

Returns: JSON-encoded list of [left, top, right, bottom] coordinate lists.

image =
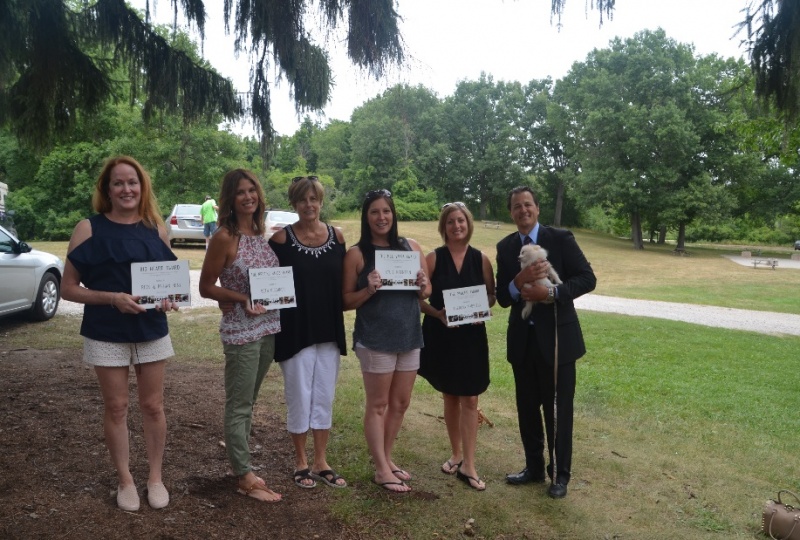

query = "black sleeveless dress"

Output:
[[418, 246, 490, 396]]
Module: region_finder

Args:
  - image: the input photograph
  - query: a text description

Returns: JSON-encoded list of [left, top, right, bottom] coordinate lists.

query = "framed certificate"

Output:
[[249, 266, 297, 309], [375, 250, 420, 290], [130, 260, 191, 308], [442, 284, 491, 327]]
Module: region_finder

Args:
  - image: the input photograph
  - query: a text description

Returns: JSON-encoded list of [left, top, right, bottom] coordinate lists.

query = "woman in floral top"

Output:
[[199, 169, 281, 503]]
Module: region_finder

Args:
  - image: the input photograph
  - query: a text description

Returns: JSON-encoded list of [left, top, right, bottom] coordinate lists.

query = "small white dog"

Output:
[[518, 244, 563, 320]]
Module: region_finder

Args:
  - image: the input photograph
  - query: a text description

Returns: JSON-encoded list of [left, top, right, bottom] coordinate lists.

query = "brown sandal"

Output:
[[237, 480, 282, 503]]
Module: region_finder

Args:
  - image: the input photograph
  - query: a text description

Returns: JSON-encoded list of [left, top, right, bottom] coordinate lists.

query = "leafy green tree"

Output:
[[440, 74, 526, 220], [344, 84, 441, 207], [516, 78, 584, 227], [558, 29, 742, 249], [554, 0, 800, 124], [312, 120, 352, 189]]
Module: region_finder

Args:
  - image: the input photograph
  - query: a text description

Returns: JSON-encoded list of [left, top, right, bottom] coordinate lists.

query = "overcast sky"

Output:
[[132, 0, 751, 136]]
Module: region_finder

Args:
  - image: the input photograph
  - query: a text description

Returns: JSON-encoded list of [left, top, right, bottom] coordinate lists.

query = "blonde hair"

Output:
[[438, 203, 474, 243]]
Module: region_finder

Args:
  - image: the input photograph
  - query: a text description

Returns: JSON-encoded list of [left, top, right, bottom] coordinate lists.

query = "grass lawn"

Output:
[[18, 220, 800, 538]]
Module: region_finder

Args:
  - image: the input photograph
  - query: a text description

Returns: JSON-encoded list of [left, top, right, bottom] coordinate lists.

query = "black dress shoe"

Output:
[[506, 468, 545, 485], [548, 482, 568, 498]]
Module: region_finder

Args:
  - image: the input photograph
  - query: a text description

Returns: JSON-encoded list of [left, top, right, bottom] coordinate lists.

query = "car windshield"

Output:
[[175, 205, 201, 216]]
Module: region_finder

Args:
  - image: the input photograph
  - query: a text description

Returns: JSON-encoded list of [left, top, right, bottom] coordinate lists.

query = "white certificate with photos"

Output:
[[249, 267, 297, 309], [442, 284, 491, 327], [131, 260, 191, 308], [375, 250, 420, 290]]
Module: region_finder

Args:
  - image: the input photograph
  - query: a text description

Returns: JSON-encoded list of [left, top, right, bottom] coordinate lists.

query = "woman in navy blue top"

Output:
[[62, 156, 178, 512]]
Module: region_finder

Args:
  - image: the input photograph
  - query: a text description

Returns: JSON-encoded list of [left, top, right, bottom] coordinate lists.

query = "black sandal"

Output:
[[312, 469, 347, 488], [293, 468, 317, 489]]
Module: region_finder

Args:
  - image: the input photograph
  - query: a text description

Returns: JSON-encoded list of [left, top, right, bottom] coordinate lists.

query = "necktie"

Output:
[[523, 236, 532, 245]]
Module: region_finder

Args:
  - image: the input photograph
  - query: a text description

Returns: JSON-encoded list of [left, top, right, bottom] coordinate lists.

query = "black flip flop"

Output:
[[456, 470, 486, 491]]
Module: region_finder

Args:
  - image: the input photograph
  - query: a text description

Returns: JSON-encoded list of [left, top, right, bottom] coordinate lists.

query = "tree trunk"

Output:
[[553, 179, 564, 227], [676, 222, 686, 251], [658, 225, 667, 244], [630, 211, 644, 250]]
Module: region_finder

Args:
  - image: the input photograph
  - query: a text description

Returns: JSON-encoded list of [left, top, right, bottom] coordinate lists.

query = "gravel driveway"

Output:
[[57, 271, 800, 337]]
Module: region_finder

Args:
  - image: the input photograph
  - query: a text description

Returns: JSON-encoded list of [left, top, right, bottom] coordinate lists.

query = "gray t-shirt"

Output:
[[353, 239, 424, 353]]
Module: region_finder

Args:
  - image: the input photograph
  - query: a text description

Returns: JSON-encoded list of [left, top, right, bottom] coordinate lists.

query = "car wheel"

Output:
[[30, 273, 60, 321], [170, 239, 176, 247]]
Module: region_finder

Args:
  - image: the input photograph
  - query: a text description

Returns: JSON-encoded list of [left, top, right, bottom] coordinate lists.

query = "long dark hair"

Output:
[[356, 191, 402, 259], [217, 169, 266, 236]]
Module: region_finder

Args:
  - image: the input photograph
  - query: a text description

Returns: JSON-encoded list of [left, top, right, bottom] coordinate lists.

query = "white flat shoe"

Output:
[[147, 482, 169, 509], [117, 483, 140, 512]]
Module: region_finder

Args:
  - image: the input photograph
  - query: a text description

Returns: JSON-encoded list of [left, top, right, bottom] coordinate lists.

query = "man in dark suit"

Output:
[[496, 186, 596, 498]]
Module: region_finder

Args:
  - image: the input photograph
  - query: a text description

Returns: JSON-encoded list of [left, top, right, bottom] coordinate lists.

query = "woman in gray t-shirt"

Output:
[[342, 189, 431, 493]]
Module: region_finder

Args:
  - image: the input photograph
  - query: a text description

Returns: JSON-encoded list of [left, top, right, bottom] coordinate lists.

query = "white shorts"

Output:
[[83, 335, 174, 367]]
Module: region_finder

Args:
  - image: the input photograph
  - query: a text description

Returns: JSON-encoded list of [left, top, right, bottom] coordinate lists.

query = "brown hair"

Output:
[[288, 177, 324, 208], [217, 169, 266, 236], [92, 156, 164, 229]]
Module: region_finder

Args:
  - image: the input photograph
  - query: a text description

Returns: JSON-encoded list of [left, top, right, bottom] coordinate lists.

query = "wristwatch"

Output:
[[546, 286, 556, 303]]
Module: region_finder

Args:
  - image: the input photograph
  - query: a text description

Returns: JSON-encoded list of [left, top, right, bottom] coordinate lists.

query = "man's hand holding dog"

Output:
[[514, 260, 549, 290]]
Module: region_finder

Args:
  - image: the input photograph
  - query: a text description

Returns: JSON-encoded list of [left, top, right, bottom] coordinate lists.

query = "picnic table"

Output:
[[483, 221, 502, 229], [752, 258, 779, 269]]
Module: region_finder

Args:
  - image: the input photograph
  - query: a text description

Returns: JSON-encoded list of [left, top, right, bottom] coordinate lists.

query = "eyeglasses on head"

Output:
[[292, 175, 319, 183], [441, 201, 467, 210], [365, 189, 392, 200]]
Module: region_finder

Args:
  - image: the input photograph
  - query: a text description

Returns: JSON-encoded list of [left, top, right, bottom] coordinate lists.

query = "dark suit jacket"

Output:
[[496, 225, 596, 367]]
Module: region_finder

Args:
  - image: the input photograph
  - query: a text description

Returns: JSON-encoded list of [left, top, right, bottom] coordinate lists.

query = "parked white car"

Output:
[[0, 225, 64, 321], [264, 210, 299, 240]]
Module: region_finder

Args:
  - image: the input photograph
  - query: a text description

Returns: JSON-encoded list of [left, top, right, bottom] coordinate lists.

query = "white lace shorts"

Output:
[[83, 335, 174, 367]]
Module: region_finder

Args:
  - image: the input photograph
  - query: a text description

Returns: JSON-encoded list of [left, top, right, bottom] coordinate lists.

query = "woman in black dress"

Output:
[[418, 202, 496, 491]]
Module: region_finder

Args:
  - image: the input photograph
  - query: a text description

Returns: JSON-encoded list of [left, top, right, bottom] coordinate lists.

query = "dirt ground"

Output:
[[0, 347, 382, 540]]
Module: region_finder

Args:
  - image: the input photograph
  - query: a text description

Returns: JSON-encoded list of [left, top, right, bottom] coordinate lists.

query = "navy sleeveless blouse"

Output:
[[68, 214, 177, 343]]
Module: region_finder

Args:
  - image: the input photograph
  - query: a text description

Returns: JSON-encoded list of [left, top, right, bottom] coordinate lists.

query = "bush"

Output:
[[393, 200, 439, 221]]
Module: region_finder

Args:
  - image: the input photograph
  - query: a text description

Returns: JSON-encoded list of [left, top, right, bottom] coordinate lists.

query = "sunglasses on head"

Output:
[[441, 201, 467, 210], [365, 189, 392, 200], [292, 175, 319, 183]]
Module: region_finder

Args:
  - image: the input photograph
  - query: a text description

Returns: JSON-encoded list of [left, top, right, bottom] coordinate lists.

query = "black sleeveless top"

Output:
[[419, 245, 490, 395], [269, 224, 347, 361]]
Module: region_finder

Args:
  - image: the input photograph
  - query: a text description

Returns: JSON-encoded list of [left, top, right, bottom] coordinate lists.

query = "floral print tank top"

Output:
[[219, 234, 281, 345]]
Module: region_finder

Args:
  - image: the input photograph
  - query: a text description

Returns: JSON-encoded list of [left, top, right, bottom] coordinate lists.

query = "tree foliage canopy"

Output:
[[0, 0, 404, 149], [743, 0, 800, 121], [2, 0, 799, 152]]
